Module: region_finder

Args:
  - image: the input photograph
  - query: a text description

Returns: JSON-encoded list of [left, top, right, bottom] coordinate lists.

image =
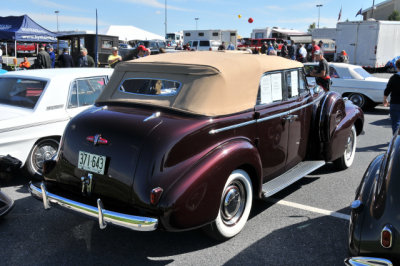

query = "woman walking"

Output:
[[384, 59, 400, 134]]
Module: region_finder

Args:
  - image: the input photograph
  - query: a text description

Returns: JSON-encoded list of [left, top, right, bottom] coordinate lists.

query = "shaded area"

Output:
[[225, 208, 349, 266]]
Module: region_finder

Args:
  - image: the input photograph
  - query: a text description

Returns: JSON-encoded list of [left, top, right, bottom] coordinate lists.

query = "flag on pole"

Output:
[[355, 8, 362, 17], [338, 6, 342, 21]]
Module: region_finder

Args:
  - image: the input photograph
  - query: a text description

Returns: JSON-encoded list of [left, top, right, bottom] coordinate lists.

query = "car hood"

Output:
[[0, 105, 32, 121]]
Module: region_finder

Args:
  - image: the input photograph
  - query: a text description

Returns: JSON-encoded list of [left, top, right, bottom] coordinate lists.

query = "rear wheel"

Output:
[[334, 125, 356, 170], [348, 93, 367, 110], [203, 169, 253, 241], [26, 138, 59, 178]]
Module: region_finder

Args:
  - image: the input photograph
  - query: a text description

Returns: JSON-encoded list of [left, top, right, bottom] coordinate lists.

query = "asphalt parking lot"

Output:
[[0, 75, 394, 266]]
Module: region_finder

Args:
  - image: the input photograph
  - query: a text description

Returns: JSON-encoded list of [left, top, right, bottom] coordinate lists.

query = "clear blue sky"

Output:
[[1, 0, 387, 37]]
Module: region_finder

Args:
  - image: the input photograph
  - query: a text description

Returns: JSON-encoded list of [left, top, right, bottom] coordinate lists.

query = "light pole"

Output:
[[316, 4, 323, 28], [195, 17, 199, 30], [371, 0, 375, 19], [54, 10, 59, 32], [164, 0, 167, 37]]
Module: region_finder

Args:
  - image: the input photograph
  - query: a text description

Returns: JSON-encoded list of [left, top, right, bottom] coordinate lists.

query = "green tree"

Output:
[[308, 22, 316, 33], [388, 10, 400, 21]]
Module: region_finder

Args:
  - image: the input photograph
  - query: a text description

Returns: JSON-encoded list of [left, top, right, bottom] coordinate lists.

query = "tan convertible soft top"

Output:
[[97, 51, 303, 116]]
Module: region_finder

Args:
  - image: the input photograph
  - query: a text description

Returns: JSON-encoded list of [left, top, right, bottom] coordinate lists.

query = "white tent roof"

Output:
[[104, 25, 164, 41]]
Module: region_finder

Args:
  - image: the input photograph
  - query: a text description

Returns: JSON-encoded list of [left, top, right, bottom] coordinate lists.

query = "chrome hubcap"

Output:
[[221, 181, 245, 226], [350, 94, 364, 108], [34, 145, 57, 170], [345, 130, 355, 161]]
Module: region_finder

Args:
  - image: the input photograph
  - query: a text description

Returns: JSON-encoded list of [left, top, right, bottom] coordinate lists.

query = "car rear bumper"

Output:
[[29, 182, 158, 231]]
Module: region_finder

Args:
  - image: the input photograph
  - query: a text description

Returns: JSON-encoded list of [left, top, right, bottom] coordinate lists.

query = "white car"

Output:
[[0, 68, 113, 177], [305, 62, 388, 109]]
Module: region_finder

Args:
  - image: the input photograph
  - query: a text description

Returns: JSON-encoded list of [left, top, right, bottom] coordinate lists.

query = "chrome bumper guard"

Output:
[[29, 182, 158, 231]]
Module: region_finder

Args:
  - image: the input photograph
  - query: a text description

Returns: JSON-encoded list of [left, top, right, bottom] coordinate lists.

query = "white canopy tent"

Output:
[[104, 25, 164, 42]]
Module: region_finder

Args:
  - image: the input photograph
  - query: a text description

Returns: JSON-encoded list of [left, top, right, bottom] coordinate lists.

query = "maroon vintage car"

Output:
[[29, 52, 364, 240]]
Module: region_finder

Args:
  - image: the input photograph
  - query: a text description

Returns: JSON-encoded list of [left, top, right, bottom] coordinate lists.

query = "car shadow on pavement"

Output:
[[224, 207, 350, 266], [0, 169, 30, 188], [364, 106, 389, 116]]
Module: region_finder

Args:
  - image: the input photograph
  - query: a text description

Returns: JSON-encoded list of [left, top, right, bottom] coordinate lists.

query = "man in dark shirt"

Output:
[[36, 44, 51, 69], [310, 49, 330, 91], [58, 48, 74, 68], [384, 59, 400, 134]]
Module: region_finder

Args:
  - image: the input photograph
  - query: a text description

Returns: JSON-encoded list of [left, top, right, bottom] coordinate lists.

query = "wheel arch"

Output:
[[158, 138, 262, 231]]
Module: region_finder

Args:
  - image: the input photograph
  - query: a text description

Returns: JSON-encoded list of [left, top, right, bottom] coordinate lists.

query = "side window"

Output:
[[286, 70, 299, 98], [330, 66, 340, 78], [68, 81, 78, 108], [298, 70, 307, 94], [68, 77, 107, 108], [193, 41, 198, 48], [257, 72, 283, 105]]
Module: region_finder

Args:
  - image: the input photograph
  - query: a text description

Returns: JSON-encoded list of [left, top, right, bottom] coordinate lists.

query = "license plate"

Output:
[[78, 151, 106, 175]]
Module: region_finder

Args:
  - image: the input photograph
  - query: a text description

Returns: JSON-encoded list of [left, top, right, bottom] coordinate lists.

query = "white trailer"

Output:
[[335, 20, 400, 68], [183, 30, 237, 48]]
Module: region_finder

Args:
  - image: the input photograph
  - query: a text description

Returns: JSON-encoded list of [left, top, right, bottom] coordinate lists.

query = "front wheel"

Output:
[[334, 125, 356, 170], [203, 169, 253, 241], [26, 138, 59, 177]]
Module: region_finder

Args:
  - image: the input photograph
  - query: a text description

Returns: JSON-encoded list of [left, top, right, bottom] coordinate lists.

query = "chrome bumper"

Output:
[[29, 182, 158, 231]]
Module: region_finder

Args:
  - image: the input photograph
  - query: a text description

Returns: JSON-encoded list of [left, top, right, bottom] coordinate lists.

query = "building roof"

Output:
[[362, 0, 392, 13]]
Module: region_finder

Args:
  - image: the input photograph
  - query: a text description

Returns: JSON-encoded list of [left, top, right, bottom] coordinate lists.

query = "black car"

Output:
[[135, 40, 166, 54], [349, 129, 400, 262]]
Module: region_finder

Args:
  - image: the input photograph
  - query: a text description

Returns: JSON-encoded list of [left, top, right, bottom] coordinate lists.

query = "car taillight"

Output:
[[150, 187, 163, 205], [381, 225, 393, 248]]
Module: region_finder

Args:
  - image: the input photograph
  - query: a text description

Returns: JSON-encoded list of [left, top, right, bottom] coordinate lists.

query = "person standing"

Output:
[[288, 41, 297, 60], [260, 42, 268, 54], [298, 44, 307, 63], [77, 48, 94, 67], [336, 50, 349, 63], [311, 40, 321, 62], [48, 46, 56, 68], [280, 41, 288, 58], [310, 50, 330, 91], [108, 47, 122, 68], [218, 42, 226, 51], [267, 42, 275, 55], [57, 48, 74, 68], [36, 44, 51, 69], [227, 42, 235, 50], [384, 59, 400, 134]]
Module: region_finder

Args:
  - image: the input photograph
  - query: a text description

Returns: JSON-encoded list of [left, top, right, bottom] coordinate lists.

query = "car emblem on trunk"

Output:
[[86, 134, 108, 146]]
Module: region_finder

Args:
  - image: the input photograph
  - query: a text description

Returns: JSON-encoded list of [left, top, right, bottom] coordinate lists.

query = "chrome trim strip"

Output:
[[209, 120, 256, 134], [29, 182, 158, 232], [143, 112, 161, 122], [344, 257, 393, 266], [209, 95, 325, 135], [0, 118, 70, 134]]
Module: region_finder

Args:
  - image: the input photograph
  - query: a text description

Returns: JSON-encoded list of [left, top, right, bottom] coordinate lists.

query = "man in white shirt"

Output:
[[298, 44, 307, 63]]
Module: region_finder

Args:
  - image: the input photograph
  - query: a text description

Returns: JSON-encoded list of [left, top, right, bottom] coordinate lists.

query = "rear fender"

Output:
[[159, 139, 262, 231]]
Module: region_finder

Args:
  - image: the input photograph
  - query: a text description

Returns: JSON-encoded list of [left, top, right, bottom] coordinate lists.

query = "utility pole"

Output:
[[54, 10, 59, 32], [165, 0, 167, 38], [195, 17, 199, 30], [316, 4, 323, 28], [371, 0, 375, 19]]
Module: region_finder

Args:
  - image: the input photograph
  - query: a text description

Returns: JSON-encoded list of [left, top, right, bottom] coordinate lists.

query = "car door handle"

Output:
[[283, 114, 298, 122]]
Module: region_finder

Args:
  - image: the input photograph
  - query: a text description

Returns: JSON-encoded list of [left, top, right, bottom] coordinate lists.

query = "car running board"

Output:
[[262, 160, 325, 198]]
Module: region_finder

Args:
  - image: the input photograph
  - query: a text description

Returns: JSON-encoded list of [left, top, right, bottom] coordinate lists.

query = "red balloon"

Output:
[[248, 18, 254, 23]]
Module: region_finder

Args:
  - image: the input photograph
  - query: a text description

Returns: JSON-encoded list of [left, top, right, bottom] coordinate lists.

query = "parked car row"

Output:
[[305, 62, 389, 110], [28, 52, 363, 241], [0, 52, 398, 264]]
